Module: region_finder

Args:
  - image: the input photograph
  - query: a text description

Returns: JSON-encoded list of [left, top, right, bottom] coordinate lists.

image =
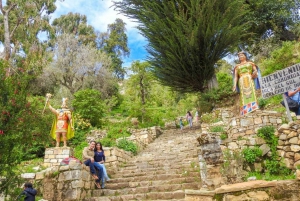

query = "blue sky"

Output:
[[53, 0, 148, 67]]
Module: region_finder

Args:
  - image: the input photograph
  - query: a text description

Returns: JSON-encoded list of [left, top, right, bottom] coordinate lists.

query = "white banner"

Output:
[[261, 63, 300, 98]]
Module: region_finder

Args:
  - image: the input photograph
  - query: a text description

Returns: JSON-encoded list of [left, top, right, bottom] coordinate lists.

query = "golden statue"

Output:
[[46, 93, 74, 147]]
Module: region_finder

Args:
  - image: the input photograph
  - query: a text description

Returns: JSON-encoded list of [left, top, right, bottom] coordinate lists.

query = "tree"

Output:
[[0, 0, 56, 71], [0, 60, 52, 196], [114, 0, 250, 93], [97, 18, 130, 80], [72, 89, 104, 127], [44, 34, 112, 95], [244, 0, 300, 42], [52, 12, 96, 46], [126, 61, 152, 122]]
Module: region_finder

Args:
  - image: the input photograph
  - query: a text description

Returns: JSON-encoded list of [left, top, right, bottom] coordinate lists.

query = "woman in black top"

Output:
[[94, 142, 110, 183]]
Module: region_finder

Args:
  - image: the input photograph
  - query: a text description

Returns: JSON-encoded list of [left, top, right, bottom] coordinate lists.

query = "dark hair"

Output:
[[89, 140, 96, 144], [95, 142, 103, 152], [24, 182, 33, 188], [238, 52, 248, 61]]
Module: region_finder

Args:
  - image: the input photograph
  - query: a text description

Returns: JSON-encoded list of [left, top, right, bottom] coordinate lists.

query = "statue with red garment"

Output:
[[46, 93, 74, 147]]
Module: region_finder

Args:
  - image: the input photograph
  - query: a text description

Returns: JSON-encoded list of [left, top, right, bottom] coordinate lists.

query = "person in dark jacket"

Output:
[[17, 182, 37, 201]]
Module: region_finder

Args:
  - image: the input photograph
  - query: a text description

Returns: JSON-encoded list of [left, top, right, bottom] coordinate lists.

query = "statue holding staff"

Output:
[[46, 93, 74, 147], [233, 52, 261, 116]]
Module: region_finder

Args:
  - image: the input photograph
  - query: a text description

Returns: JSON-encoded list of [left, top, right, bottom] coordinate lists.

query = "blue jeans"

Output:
[[84, 159, 97, 175], [99, 163, 110, 180], [296, 107, 300, 116], [94, 162, 105, 188]]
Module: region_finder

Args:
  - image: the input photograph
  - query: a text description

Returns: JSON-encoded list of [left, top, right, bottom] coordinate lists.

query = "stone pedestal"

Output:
[[44, 147, 74, 167], [197, 133, 225, 190]]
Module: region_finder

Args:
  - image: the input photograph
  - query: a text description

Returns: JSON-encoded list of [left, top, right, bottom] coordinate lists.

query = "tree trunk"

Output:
[[3, 9, 11, 61]]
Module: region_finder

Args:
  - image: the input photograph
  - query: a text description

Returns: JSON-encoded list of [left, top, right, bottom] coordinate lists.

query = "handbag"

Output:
[[281, 93, 300, 112]]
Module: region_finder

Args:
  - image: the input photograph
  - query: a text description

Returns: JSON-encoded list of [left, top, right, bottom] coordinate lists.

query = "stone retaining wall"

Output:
[[276, 118, 300, 169], [126, 126, 163, 149], [104, 147, 133, 173], [36, 161, 93, 201], [227, 110, 284, 139]]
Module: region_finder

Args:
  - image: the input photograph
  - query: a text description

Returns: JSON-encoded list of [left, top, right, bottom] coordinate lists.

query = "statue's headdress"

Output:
[[61, 98, 68, 109]]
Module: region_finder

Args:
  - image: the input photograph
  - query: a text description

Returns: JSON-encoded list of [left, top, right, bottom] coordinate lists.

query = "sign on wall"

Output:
[[261, 63, 300, 99]]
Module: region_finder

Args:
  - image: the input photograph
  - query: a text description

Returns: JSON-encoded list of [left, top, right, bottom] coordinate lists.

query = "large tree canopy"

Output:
[[52, 12, 96, 45], [245, 0, 300, 42], [97, 18, 130, 80], [0, 0, 56, 61], [114, 0, 250, 92]]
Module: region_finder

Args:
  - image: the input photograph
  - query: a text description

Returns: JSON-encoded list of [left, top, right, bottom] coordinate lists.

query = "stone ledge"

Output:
[[214, 180, 277, 194], [185, 189, 215, 196]]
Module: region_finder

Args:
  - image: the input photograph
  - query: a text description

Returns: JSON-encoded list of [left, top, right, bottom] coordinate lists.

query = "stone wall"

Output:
[[104, 147, 133, 173], [126, 126, 163, 149], [36, 161, 93, 201], [227, 110, 284, 139], [276, 118, 300, 169], [44, 147, 74, 167]]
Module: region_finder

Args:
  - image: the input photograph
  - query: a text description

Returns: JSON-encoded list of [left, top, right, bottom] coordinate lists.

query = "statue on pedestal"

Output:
[[45, 93, 74, 147], [233, 52, 261, 116]]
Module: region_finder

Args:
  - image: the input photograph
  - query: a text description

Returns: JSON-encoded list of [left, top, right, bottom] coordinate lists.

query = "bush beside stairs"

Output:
[[87, 127, 202, 201]]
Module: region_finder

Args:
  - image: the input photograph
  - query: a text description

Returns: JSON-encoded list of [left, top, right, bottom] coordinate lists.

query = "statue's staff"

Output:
[[42, 93, 53, 114]]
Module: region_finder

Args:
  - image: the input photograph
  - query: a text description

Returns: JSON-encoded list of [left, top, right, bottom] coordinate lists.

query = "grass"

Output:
[[246, 171, 295, 181], [17, 158, 45, 173]]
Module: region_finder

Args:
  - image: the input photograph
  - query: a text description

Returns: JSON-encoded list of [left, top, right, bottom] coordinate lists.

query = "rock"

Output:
[[296, 169, 300, 180], [21, 173, 35, 179], [283, 158, 293, 169], [247, 176, 256, 181], [278, 124, 290, 132], [287, 131, 298, 139], [228, 142, 239, 150], [278, 140, 285, 146], [224, 193, 249, 201], [291, 145, 300, 152], [285, 152, 294, 159], [259, 144, 270, 156], [215, 180, 276, 194], [32, 166, 40, 171], [279, 134, 287, 140], [247, 191, 270, 201], [295, 153, 300, 162], [289, 137, 298, 144], [255, 137, 266, 145], [294, 160, 300, 169]]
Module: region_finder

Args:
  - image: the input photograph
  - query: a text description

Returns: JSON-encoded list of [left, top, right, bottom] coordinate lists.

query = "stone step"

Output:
[[88, 128, 202, 201], [93, 183, 200, 197], [113, 168, 199, 178], [108, 172, 200, 183], [117, 163, 199, 173], [90, 190, 186, 200], [105, 177, 201, 189]]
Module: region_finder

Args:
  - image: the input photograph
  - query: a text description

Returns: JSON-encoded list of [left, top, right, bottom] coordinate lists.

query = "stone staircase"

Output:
[[87, 127, 202, 201]]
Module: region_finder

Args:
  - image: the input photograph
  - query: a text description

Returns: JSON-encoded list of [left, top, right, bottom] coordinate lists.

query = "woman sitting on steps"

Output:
[[94, 142, 110, 189]]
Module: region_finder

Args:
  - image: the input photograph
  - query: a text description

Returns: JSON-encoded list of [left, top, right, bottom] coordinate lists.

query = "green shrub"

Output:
[[74, 141, 88, 160], [220, 133, 228, 140], [201, 113, 214, 123], [73, 89, 104, 127], [117, 139, 138, 155], [242, 147, 262, 164], [210, 126, 225, 132], [258, 98, 267, 109], [101, 137, 116, 147]]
